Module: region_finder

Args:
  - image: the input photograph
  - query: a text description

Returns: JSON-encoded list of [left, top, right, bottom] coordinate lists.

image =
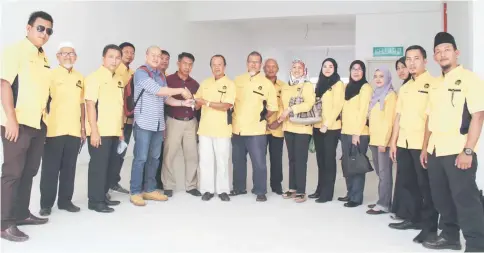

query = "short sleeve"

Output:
[[194, 82, 204, 99], [466, 74, 484, 114], [395, 90, 403, 114], [84, 76, 100, 103], [0, 46, 20, 84], [221, 81, 236, 105]]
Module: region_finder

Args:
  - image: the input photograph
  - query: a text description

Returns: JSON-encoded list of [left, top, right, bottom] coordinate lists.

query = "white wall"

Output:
[[355, 11, 442, 77], [447, 1, 472, 69]]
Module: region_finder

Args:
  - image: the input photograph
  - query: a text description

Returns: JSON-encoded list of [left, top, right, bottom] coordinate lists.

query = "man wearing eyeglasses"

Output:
[[38, 42, 84, 217], [1, 11, 54, 242]]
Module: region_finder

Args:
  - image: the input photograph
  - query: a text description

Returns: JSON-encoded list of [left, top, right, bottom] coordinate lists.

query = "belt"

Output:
[[172, 116, 194, 121]]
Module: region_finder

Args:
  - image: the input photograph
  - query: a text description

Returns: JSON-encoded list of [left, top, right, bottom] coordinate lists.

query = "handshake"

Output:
[[180, 87, 193, 99]]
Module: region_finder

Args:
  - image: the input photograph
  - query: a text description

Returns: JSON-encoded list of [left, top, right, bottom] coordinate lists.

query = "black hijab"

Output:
[[345, 60, 368, 101], [395, 57, 411, 85], [315, 58, 340, 97]]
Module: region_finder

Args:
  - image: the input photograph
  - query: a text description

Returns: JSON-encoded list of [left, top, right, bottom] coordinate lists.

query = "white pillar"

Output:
[[472, 0, 484, 190]]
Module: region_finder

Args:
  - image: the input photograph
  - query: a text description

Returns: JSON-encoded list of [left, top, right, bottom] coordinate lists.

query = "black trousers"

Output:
[[266, 134, 284, 191], [427, 152, 484, 251], [108, 123, 132, 189], [88, 136, 120, 203], [313, 128, 341, 201], [1, 124, 46, 230], [40, 135, 81, 208], [396, 147, 438, 231], [284, 132, 311, 194], [156, 142, 164, 189]]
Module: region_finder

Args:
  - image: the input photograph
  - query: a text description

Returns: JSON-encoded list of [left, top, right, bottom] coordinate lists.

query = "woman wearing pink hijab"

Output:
[[366, 66, 397, 214]]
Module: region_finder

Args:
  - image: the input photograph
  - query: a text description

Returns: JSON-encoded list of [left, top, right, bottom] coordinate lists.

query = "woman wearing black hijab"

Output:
[[310, 58, 345, 203], [338, 60, 373, 207]]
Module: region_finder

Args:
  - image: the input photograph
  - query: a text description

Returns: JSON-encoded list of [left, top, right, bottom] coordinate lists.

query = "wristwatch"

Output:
[[463, 148, 474, 156]]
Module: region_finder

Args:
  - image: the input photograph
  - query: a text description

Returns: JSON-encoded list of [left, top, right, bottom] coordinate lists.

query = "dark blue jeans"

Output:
[[341, 134, 369, 204], [130, 124, 164, 195]]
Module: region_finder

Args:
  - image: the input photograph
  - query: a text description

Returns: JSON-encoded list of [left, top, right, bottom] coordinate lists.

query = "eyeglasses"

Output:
[[57, 52, 76, 57], [35, 25, 53, 36], [351, 68, 363, 72]]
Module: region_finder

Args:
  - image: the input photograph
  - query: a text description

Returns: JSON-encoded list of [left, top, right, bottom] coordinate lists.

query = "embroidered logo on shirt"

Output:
[[118, 81, 123, 88], [223, 85, 227, 90], [258, 86, 262, 90], [76, 80, 82, 88], [424, 83, 429, 88], [455, 80, 461, 85]]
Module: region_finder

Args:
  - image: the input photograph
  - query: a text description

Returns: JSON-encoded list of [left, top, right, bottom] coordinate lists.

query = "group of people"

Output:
[[2, 10, 484, 252]]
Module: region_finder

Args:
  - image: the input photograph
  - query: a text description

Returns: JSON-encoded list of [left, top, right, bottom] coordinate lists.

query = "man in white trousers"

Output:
[[194, 54, 235, 201]]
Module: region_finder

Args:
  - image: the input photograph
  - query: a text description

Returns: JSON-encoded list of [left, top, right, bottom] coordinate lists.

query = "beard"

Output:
[[62, 63, 73, 69], [441, 64, 451, 72]]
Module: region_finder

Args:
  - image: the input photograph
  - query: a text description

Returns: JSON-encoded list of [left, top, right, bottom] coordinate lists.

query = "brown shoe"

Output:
[[1, 226, 29, 242], [143, 191, 168, 201], [16, 214, 48, 226], [130, 194, 146, 206]]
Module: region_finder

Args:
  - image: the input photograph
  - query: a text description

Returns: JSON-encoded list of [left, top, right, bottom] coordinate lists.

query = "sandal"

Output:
[[294, 194, 306, 203], [282, 191, 296, 199]]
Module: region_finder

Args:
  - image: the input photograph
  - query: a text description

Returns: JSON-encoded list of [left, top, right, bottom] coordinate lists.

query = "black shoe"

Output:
[[413, 230, 437, 244], [272, 189, 283, 195], [186, 189, 202, 197], [58, 203, 81, 213], [164, 190, 173, 197], [39, 208, 51, 217], [219, 193, 230, 201], [315, 198, 329, 203], [1, 226, 29, 242], [256, 195, 267, 202], [202, 192, 214, 201], [229, 190, 247, 196], [338, 196, 349, 202], [105, 198, 120, 206], [367, 204, 376, 209], [88, 202, 114, 213], [422, 235, 461, 250], [110, 183, 129, 194], [308, 192, 320, 199], [389, 220, 420, 230], [344, 201, 360, 207], [366, 209, 387, 215], [16, 214, 49, 226]]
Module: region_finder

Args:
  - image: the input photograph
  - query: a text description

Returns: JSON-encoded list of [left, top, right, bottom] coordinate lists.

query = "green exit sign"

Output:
[[373, 47, 404, 57]]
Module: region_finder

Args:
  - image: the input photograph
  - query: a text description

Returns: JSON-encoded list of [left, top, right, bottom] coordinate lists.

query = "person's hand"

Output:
[[278, 108, 292, 122], [195, 98, 207, 107], [81, 129, 87, 143], [378, 146, 386, 153], [351, 135, 360, 145], [90, 130, 101, 148], [4, 118, 19, 142], [181, 99, 194, 107], [119, 135, 125, 142], [268, 121, 281, 130], [390, 143, 397, 163], [420, 150, 428, 169], [181, 88, 192, 99], [320, 125, 328, 133], [455, 152, 472, 170]]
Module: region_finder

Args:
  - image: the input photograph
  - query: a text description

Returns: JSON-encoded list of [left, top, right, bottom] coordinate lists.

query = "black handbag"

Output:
[[343, 144, 373, 177]]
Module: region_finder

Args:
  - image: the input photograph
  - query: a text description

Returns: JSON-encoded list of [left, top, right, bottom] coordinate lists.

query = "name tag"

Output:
[[448, 89, 461, 92], [418, 90, 428, 94], [253, 90, 264, 96]]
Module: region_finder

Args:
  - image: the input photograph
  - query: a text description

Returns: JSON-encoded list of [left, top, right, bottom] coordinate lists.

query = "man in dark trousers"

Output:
[[420, 32, 484, 252], [1, 11, 53, 242]]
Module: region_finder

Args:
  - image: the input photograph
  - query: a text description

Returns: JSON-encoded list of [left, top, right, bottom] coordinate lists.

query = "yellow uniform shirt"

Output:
[[369, 91, 397, 147], [84, 66, 125, 137], [396, 71, 435, 149], [195, 75, 236, 138], [266, 79, 286, 138], [341, 83, 372, 136], [314, 81, 345, 130], [45, 66, 84, 137], [0, 38, 51, 129], [232, 72, 278, 136], [427, 66, 484, 156], [116, 63, 134, 124], [281, 82, 316, 135]]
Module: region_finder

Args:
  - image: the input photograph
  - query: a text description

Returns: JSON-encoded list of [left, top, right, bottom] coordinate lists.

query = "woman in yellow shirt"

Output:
[[277, 59, 315, 203], [310, 58, 345, 203], [366, 67, 397, 215], [339, 60, 373, 207]]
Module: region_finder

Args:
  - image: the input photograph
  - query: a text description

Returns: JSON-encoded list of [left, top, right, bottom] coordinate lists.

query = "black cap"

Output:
[[434, 32, 457, 49]]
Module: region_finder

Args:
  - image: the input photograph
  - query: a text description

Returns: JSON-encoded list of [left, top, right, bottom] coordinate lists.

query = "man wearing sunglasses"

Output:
[[38, 42, 84, 217], [1, 11, 54, 242]]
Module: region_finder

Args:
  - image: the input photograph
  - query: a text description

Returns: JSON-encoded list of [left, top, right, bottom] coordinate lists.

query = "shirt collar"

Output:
[[174, 71, 193, 82], [411, 70, 430, 82], [100, 65, 116, 78], [441, 65, 463, 79], [23, 37, 44, 55], [59, 65, 74, 74]]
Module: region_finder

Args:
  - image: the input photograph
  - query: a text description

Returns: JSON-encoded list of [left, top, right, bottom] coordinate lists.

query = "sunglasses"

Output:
[[35, 25, 53, 36]]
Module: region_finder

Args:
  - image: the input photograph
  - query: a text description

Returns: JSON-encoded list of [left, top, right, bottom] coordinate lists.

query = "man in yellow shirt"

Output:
[[39, 42, 84, 217], [109, 42, 135, 195], [263, 58, 285, 195], [388, 45, 439, 243], [195, 55, 235, 201], [1, 11, 53, 242], [420, 32, 484, 252], [84, 44, 125, 213], [230, 51, 278, 202]]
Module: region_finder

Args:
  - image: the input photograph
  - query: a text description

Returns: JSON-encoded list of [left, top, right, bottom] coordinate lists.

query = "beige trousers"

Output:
[[161, 117, 199, 191]]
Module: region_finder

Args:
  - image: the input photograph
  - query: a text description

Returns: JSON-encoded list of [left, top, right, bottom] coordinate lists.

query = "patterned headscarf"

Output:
[[289, 59, 309, 86], [368, 66, 394, 115]]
